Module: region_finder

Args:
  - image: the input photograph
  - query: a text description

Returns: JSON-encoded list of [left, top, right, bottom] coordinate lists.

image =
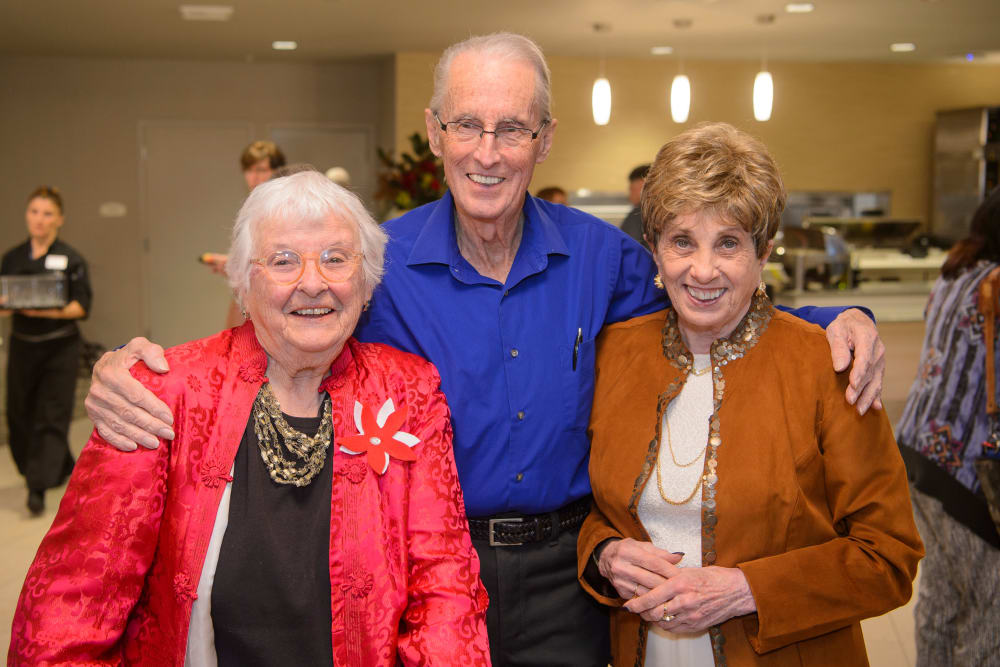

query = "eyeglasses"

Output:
[[433, 112, 549, 149], [251, 247, 363, 285]]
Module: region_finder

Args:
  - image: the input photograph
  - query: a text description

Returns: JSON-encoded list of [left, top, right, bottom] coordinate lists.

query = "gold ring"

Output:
[[661, 606, 675, 623], [632, 583, 639, 599]]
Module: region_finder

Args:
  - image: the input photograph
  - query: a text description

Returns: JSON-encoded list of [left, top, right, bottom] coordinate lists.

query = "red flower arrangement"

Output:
[[376, 132, 447, 211]]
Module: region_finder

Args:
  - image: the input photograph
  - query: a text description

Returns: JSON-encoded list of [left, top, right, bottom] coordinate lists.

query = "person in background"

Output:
[[83, 33, 886, 667], [0, 186, 92, 516], [201, 140, 289, 328], [580, 123, 922, 666], [535, 186, 568, 205], [620, 164, 650, 246], [325, 166, 352, 187], [10, 171, 489, 665], [896, 185, 1000, 666]]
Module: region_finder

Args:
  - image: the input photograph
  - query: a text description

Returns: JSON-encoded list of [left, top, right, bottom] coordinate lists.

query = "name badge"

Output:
[[45, 254, 69, 271]]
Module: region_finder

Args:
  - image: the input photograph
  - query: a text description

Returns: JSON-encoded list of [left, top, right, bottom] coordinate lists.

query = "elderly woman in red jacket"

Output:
[[11, 171, 490, 666]]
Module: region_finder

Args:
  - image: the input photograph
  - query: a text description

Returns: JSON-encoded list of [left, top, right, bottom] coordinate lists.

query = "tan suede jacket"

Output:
[[578, 296, 923, 666]]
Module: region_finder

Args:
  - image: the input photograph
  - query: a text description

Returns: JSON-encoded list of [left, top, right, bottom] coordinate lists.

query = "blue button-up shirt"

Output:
[[356, 191, 850, 516]]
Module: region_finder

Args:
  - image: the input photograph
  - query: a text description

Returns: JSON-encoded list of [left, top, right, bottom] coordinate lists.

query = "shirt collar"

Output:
[[406, 191, 570, 271]]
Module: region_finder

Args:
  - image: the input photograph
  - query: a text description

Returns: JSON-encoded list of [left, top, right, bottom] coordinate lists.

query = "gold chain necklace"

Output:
[[252, 383, 333, 487], [690, 365, 711, 376], [655, 414, 707, 505]]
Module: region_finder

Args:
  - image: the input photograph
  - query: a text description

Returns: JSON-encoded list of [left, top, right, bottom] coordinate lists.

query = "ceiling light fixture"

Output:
[[753, 70, 774, 121], [890, 43, 917, 53], [784, 3, 814, 13], [591, 24, 612, 126], [272, 41, 298, 51], [651, 46, 674, 56], [670, 73, 691, 124], [179, 4, 234, 21]]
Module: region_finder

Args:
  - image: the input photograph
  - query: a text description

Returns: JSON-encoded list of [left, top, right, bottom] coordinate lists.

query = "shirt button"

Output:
[[510, 348, 519, 358], [504, 290, 510, 297], [516, 472, 524, 482], [517, 410, 525, 420]]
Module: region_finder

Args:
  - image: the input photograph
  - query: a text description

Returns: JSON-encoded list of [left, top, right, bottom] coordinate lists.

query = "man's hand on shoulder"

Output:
[[825, 308, 886, 415], [85, 337, 175, 451]]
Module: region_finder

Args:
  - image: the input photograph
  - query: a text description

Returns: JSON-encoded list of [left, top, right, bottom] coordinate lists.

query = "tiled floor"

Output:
[[0, 322, 929, 663]]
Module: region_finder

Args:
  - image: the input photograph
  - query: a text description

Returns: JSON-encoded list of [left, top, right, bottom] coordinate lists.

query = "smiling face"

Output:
[[25, 197, 64, 245], [425, 51, 556, 231], [653, 209, 772, 353], [245, 213, 370, 374]]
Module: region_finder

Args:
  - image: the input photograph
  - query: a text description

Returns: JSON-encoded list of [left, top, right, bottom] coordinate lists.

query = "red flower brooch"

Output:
[[338, 399, 419, 474]]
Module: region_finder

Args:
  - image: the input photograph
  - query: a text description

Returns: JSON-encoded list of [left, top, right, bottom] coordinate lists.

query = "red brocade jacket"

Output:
[[10, 322, 490, 666]]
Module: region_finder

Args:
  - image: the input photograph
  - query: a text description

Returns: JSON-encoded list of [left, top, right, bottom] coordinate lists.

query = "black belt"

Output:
[[468, 496, 592, 547]]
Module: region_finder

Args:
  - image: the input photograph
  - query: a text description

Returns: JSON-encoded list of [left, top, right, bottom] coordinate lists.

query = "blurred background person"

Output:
[[620, 164, 650, 246], [1, 186, 92, 516], [10, 171, 488, 665], [896, 185, 1000, 666], [325, 165, 352, 187], [535, 185, 568, 205], [201, 140, 288, 328], [580, 124, 921, 666]]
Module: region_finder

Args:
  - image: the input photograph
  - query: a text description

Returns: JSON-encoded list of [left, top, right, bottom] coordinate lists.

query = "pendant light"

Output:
[[753, 69, 773, 121], [591, 24, 612, 126], [670, 69, 690, 124]]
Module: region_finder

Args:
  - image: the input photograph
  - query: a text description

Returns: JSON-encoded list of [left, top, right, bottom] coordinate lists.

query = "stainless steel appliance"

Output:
[[933, 106, 1000, 242]]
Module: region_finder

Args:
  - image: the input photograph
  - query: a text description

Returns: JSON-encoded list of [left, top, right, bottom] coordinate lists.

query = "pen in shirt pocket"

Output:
[[572, 327, 582, 371]]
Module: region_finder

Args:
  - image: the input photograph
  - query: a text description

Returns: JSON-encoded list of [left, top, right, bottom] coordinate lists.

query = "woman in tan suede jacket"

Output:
[[578, 123, 923, 666]]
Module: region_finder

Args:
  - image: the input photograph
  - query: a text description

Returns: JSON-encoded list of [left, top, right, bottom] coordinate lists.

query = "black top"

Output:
[[212, 409, 334, 666], [619, 206, 646, 247], [1, 238, 92, 338]]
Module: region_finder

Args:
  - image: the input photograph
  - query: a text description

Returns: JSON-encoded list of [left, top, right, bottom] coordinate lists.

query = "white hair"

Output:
[[227, 171, 387, 307], [430, 32, 552, 121]]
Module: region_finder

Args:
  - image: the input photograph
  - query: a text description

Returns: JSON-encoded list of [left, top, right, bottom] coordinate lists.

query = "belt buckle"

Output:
[[488, 518, 523, 547]]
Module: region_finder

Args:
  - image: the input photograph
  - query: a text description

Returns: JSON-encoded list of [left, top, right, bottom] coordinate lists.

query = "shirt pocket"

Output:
[[561, 336, 597, 432]]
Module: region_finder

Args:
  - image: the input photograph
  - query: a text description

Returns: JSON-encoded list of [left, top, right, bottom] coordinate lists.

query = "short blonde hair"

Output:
[[641, 122, 785, 258]]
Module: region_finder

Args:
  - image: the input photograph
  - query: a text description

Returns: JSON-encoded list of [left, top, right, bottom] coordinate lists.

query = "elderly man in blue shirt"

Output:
[[86, 33, 884, 667]]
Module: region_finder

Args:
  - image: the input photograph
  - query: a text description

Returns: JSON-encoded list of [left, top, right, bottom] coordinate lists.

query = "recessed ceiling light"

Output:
[[784, 3, 814, 13], [179, 4, 234, 21], [272, 41, 298, 51], [651, 46, 674, 56], [890, 43, 917, 53]]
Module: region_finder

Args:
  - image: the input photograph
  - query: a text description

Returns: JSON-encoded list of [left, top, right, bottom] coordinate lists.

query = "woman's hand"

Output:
[[84, 338, 174, 451], [595, 538, 682, 600], [623, 565, 756, 633]]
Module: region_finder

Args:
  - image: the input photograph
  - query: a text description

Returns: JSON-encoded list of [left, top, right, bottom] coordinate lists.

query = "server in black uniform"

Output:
[[1, 186, 92, 516]]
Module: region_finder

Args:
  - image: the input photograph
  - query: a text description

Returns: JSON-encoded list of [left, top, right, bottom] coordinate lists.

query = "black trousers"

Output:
[[473, 522, 611, 667], [7, 334, 78, 491]]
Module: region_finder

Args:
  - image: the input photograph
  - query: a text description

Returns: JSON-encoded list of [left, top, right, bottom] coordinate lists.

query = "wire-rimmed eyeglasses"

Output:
[[251, 247, 363, 285], [433, 112, 549, 149]]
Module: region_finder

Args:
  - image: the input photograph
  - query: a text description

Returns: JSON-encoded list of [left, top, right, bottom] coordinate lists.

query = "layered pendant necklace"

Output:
[[251, 382, 333, 487]]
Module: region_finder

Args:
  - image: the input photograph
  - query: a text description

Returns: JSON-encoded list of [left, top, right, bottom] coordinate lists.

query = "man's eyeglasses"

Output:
[[434, 112, 549, 149], [251, 247, 363, 285]]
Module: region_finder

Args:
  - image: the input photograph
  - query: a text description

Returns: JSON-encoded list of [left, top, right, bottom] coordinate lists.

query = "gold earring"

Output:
[[363, 300, 371, 312], [653, 274, 665, 290], [756, 280, 766, 297]]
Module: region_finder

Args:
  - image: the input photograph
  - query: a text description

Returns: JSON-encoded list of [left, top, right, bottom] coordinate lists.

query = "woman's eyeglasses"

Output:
[[251, 247, 363, 285]]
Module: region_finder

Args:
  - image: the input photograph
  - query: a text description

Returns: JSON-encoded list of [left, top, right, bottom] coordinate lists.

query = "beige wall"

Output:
[[0, 55, 394, 347], [394, 51, 1000, 221]]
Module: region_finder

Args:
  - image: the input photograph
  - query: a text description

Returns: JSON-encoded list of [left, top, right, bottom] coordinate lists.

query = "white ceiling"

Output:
[[1, 0, 998, 65]]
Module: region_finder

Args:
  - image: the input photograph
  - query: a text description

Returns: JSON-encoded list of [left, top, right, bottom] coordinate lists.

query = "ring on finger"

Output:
[[632, 583, 640, 599], [661, 606, 676, 623]]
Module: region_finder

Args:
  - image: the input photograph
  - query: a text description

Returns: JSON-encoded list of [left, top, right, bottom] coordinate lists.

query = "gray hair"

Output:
[[430, 32, 552, 121], [227, 170, 387, 307]]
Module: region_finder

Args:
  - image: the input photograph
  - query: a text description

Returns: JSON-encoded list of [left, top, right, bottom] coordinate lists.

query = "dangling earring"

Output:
[[653, 274, 665, 290], [756, 280, 767, 298], [363, 300, 371, 312]]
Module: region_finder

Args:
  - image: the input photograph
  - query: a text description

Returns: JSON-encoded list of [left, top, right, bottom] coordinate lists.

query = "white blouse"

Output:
[[637, 353, 714, 666]]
